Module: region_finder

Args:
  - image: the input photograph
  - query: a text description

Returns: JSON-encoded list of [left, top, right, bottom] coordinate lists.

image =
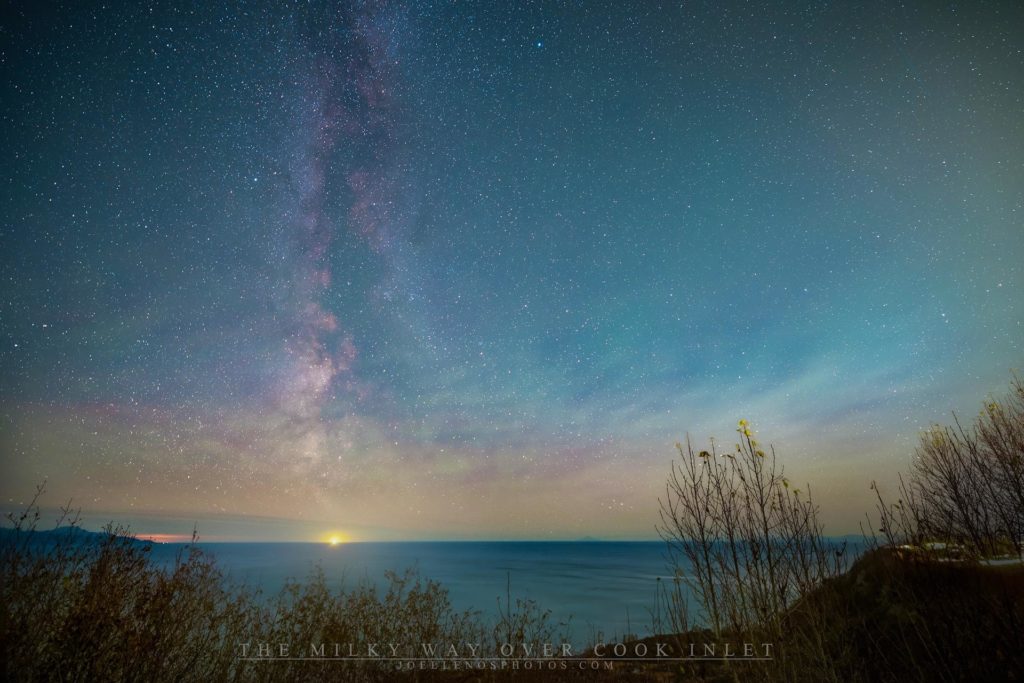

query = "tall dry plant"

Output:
[[657, 421, 850, 681]]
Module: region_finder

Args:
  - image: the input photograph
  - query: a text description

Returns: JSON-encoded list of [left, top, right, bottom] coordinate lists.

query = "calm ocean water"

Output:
[[148, 541, 677, 643]]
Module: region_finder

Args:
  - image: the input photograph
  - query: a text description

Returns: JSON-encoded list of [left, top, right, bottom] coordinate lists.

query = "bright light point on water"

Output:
[[329, 536, 342, 546]]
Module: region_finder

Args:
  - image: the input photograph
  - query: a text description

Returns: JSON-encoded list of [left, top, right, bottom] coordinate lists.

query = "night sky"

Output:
[[2, 1, 1022, 541]]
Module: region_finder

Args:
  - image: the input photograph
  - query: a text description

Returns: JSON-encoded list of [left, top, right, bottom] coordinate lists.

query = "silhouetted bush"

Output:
[[1, 487, 257, 681], [657, 421, 851, 681], [874, 374, 1024, 559]]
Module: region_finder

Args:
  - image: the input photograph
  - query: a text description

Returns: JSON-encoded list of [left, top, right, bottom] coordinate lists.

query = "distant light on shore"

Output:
[[325, 533, 348, 546], [136, 533, 195, 544]]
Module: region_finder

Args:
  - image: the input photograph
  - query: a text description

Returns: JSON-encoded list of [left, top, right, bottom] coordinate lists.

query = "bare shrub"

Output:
[[492, 573, 569, 658], [657, 421, 850, 681], [1, 485, 258, 682], [874, 374, 1024, 558], [244, 567, 487, 682], [859, 374, 1024, 683]]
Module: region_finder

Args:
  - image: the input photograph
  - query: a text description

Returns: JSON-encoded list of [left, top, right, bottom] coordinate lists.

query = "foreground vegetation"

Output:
[[2, 375, 1022, 681], [654, 374, 1024, 682], [1, 496, 574, 682]]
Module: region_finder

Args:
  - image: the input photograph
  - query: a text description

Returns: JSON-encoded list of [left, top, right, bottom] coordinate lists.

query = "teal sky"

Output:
[[2, 1, 1022, 541]]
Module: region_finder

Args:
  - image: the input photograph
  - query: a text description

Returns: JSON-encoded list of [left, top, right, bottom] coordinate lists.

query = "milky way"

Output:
[[274, 1, 413, 472]]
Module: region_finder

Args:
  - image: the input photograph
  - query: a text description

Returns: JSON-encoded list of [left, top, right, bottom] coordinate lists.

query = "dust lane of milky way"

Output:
[[274, 2, 407, 473]]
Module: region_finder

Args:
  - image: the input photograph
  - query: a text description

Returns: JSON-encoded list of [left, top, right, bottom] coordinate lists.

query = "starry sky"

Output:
[[2, 1, 1022, 541]]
